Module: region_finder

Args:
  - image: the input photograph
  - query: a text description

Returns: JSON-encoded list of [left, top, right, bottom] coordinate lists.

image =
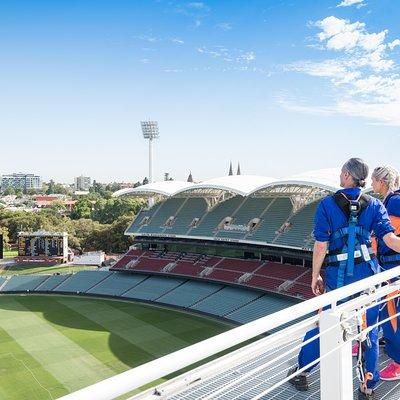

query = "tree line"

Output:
[[0, 197, 145, 254]]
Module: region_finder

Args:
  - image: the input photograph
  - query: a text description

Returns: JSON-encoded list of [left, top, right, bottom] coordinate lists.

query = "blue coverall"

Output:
[[378, 189, 400, 364], [298, 187, 394, 389]]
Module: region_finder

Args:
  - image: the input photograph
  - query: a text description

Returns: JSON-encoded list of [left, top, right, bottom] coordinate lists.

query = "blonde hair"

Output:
[[372, 165, 400, 193]]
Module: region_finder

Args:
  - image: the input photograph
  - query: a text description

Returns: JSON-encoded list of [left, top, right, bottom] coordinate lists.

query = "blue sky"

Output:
[[0, 0, 399, 183]]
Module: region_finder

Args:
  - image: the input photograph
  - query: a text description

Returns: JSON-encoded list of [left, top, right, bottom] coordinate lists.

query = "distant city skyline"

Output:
[[1, 0, 399, 183]]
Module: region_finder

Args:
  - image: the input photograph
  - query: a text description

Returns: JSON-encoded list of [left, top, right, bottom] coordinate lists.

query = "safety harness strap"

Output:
[[386, 291, 399, 332], [380, 253, 400, 264], [327, 246, 375, 265], [332, 192, 370, 219], [331, 226, 371, 242], [331, 193, 371, 288]]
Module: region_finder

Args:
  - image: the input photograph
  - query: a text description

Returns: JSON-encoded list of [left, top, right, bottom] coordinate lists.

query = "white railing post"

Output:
[[320, 308, 353, 400]]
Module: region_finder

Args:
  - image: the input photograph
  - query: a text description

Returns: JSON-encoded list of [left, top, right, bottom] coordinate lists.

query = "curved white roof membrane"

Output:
[[173, 175, 278, 197], [113, 169, 345, 199], [247, 168, 342, 195], [112, 181, 195, 198], [279, 168, 342, 191]]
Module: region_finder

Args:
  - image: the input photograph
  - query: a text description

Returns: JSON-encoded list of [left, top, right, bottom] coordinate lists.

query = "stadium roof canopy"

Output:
[[112, 181, 195, 198], [113, 169, 351, 200], [249, 168, 342, 196], [281, 168, 341, 191], [173, 175, 278, 197]]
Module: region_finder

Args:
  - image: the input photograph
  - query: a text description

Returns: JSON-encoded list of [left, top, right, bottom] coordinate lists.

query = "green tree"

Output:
[[0, 226, 10, 251], [85, 215, 133, 253], [70, 198, 92, 219], [67, 218, 103, 253], [48, 200, 67, 214], [92, 197, 144, 224], [4, 187, 15, 196], [105, 182, 122, 192], [46, 180, 55, 194]]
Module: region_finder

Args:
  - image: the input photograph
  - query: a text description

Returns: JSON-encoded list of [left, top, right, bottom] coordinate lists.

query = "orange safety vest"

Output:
[[384, 216, 400, 332]]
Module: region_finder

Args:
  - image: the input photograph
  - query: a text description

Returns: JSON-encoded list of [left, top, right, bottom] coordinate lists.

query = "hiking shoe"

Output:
[[352, 342, 359, 357], [380, 361, 400, 381], [358, 388, 375, 399], [287, 366, 309, 391]]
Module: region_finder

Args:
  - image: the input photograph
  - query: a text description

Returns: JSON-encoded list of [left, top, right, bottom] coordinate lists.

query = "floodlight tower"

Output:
[[141, 120, 159, 184]]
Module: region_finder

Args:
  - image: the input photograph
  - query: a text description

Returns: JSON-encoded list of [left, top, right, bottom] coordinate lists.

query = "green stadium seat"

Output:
[[1, 275, 49, 292], [273, 201, 319, 249], [191, 196, 245, 237], [191, 286, 262, 316], [247, 198, 293, 243], [157, 280, 223, 308]]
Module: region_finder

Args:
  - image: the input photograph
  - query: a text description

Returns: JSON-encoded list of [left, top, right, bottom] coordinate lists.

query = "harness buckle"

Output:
[[361, 244, 371, 262], [350, 200, 361, 215]]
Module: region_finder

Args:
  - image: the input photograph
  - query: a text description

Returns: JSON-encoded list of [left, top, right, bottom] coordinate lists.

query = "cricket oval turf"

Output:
[[0, 295, 232, 400]]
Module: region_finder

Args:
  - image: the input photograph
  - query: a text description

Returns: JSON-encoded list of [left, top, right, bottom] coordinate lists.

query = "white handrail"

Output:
[[58, 265, 400, 400]]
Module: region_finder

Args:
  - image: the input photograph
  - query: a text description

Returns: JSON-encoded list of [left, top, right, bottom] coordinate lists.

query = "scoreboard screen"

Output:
[[18, 236, 64, 257]]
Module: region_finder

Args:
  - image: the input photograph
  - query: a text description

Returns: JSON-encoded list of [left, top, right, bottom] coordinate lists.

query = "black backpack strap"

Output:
[[332, 193, 371, 220], [358, 194, 371, 213]]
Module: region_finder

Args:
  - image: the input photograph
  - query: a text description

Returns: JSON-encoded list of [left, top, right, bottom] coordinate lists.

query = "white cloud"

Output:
[[389, 39, 400, 50], [285, 16, 400, 126], [139, 58, 150, 64], [315, 17, 389, 52], [188, 2, 206, 9], [217, 22, 233, 31], [136, 35, 185, 46], [336, 100, 400, 126], [290, 60, 361, 83], [197, 46, 256, 64], [164, 69, 184, 73], [175, 2, 210, 17], [136, 35, 160, 43], [359, 31, 387, 51], [316, 17, 363, 41], [237, 51, 256, 63], [171, 38, 184, 44], [337, 0, 365, 7]]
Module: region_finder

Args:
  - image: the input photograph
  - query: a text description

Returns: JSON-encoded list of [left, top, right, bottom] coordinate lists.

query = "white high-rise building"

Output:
[[74, 176, 91, 191]]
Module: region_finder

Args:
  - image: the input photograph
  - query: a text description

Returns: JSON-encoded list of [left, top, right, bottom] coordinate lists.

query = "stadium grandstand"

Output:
[[109, 169, 343, 302], [0, 270, 297, 325]]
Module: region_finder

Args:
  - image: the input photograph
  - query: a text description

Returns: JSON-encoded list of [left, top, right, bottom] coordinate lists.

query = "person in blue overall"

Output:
[[371, 165, 400, 380], [288, 158, 400, 399]]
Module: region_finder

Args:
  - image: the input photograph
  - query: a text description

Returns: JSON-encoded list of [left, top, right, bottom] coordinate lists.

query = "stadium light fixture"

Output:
[[141, 121, 159, 184]]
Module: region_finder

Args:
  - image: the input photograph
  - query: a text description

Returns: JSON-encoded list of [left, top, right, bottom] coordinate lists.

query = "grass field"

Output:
[[0, 295, 232, 400], [3, 250, 18, 258], [0, 264, 97, 276]]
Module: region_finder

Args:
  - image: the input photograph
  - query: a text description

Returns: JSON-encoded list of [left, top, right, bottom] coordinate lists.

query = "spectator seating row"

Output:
[[111, 249, 314, 300], [140, 198, 187, 234], [0, 271, 299, 328], [125, 195, 319, 250], [274, 201, 318, 248]]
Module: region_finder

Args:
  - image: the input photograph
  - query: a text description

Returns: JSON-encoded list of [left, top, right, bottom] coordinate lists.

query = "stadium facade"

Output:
[[111, 168, 345, 300]]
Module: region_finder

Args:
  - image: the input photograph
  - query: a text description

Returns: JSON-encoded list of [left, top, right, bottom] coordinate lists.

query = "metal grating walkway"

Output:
[[132, 336, 400, 400]]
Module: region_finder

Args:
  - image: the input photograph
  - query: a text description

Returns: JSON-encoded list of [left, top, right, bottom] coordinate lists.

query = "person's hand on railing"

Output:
[[311, 274, 324, 296]]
